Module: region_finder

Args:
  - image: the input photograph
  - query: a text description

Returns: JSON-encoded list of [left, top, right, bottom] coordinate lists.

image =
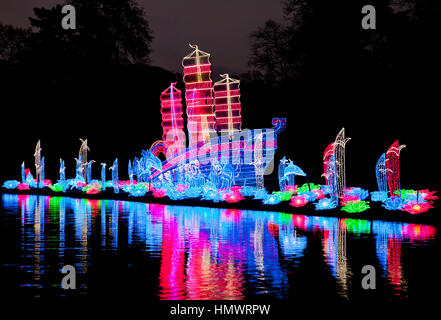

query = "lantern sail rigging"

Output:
[[149, 45, 286, 189], [213, 74, 242, 136], [182, 44, 216, 146], [160, 83, 186, 159]]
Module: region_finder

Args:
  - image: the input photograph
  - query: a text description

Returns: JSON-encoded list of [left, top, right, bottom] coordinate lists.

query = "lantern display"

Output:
[[182, 44, 216, 146], [160, 83, 186, 158]]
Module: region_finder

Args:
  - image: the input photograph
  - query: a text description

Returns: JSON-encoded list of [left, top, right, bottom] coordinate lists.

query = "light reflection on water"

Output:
[[1, 193, 438, 300]]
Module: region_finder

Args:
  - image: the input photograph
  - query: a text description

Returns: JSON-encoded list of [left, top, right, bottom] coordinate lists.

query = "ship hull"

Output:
[[151, 118, 286, 187]]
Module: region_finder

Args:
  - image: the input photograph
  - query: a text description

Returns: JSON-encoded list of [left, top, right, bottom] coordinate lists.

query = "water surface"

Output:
[[1, 194, 438, 302]]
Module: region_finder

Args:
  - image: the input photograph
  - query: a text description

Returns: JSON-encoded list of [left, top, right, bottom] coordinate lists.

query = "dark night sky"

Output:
[[0, 0, 284, 73]]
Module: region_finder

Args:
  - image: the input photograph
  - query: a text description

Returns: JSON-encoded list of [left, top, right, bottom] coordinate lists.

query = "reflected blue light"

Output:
[[1, 193, 437, 300]]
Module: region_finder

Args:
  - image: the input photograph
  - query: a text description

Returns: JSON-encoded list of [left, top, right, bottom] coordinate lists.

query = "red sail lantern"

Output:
[[182, 44, 216, 146], [214, 74, 242, 136], [386, 140, 406, 197], [160, 83, 186, 158]]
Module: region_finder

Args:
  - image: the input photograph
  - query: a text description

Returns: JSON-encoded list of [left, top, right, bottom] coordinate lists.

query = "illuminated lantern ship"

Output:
[[3, 44, 436, 216], [150, 44, 286, 188]]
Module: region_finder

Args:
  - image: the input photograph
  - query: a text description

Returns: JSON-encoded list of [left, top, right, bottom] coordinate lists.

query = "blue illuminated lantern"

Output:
[[110, 159, 119, 194], [370, 191, 387, 202], [21, 162, 26, 183], [382, 197, 405, 210], [278, 157, 288, 192], [3, 180, 20, 189], [315, 198, 338, 210], [128, 160, 134, 185], [327, 155, 338, 202], [87, 160, 95, 184], [376, 153, 388, 193], [40, 157, 45, 187], [101, 163, 106, 191]]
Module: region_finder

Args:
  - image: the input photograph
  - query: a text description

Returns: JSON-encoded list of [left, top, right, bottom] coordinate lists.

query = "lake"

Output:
[[1, 193, 439, 304]]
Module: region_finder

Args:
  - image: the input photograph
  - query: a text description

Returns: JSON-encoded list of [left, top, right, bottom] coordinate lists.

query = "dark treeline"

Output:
[[1, 0, 178, 183], [242, 0, 441, 189], [1, 0, 440, 189]]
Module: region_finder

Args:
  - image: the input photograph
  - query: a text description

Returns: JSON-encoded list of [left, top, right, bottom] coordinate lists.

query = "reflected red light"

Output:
[[401, 224, 437, 241]]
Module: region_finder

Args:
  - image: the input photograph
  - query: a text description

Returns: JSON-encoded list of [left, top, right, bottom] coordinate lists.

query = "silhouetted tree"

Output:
[[248, 20, 292, 83], [248, 0, 441, 86], [0, 23, 30, 63], [28, 0, 153, 66]]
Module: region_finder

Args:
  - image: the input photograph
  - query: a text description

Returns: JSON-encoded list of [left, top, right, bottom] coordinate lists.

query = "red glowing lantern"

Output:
[[223, 191, 244, 203], [86, 185, 101, 194], [153, 188, 167, 198], [160, 83, 186, 158], [386, 140, 406, 197], [214, 74, 242, 136], [323, 142, 334, 185], [419, 189, 438, 201], [401, 201, 433, 214], [182, 44, 216, 145], [17, 183, 30, 190], [290, 196, 308, 207]]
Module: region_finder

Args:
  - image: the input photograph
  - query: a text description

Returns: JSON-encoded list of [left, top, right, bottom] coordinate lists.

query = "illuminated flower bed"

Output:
[[401, 201, 433, 214]]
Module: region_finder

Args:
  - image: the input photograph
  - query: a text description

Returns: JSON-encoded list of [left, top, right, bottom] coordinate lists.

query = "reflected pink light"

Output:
[[401, 201, 433, 214], [401, 224, 437, 241], [221, 209, 243, 222], [291, 214, 308, 230], [387, 239, 403, 290], [159, 216, 186, 300]]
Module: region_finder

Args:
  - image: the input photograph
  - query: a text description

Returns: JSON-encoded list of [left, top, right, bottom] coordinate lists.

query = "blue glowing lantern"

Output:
[[128, 160, 134, 185], [110, 159, 119, 194], [75, 155, 84, 182], [21, 162, 25, 183], [375, 153, 388, 193], [278, 156, 288, 192], [87, 160, 95, 184], [59, 159, 67, 192], [101, 163, 106, 191], [40, 157, 45, 187]]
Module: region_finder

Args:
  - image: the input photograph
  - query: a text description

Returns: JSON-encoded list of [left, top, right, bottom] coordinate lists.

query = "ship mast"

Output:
[[182, 44, 216, 145]]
